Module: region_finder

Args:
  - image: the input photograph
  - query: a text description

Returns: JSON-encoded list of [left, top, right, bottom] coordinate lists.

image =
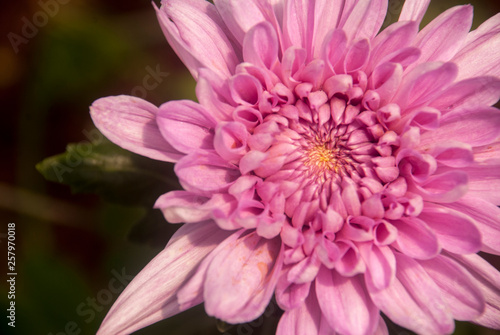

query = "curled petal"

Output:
[[243, 21, 279, 69]]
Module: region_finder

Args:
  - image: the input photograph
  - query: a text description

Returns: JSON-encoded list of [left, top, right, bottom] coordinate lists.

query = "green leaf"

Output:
[[36, 135, 180, 206]]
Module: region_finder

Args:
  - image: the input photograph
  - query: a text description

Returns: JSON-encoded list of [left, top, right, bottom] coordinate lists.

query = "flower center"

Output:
[[305, 143, 337, 172]]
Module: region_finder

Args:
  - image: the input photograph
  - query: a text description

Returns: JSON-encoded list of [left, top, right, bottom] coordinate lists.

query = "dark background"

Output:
[[1, 1, 499, 334]]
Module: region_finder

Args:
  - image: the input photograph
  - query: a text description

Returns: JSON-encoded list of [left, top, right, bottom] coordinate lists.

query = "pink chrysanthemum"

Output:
[[91, 1, 500, 334]]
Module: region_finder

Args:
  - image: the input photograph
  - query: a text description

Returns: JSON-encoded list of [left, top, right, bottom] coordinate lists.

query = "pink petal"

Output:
[[323, 29, 348, 75], [204, 232, 283, 323], [368, 21, 419, 73], [310, 0, 345, 59], [418, 204, 482, 254], [175, 152, 240, 193], [419, 255, 485, 320], [155, 0, 239, 80], [229, 73, 263, 106], [243, 21, 279, 69], [341, 0, 388, 42], [398, 0, 430, 24], [343, 38, 371, 73], [427, 141, 474, 168], [316, 268, 379, 335], [155, 191, 235, 224], [213, 121, 249, 161], [213, 0, 266, 44], [464, 163, 500, 205], [176, 229, 244, 310], [430, 76, 500, 113], [369, 62, 403, 106], [420, 106, 500, 147], [452, 13, 500, 81], [276, 274, 311, 310], [449, 253, 500, 329], [392, 216, 440, 260], [277, 288, 322, 335], [394, 62, 458, 110], [412, 5, 473, 64], [368, 252, 455, 335], [96, 221, 230, 335], [360, 243, 396, 291], [157, 100, 217, 154], [444, 196, 500, 255], [90, 95, 182, 162], [196, 68, 234, 121], [408, 170, 469, 203], [282, 0, 313, 51]]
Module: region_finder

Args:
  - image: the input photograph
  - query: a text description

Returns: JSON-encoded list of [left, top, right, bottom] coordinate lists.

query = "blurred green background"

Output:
[[0, 1, 499, 334]]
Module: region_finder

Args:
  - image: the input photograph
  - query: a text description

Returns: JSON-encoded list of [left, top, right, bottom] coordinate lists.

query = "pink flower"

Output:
[[91, 0, 500, 334]]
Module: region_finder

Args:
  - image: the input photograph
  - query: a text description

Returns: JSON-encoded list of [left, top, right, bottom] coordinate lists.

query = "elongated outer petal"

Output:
[[214, 0, 266, 44], [429, 77, 500, 112], [277, 286, 322, 335], [360, 243, 396, 291], [398, 0, 430, 25], [444, 196, 500, 254], [316, 268, 379, 335], [156, 0, 239, 80], [418, 204, 482, 254], [96, 221, 231, 335], [341, 0, 388, 42], [452, 13, 500, 80], [412, 5, 473, 64], [464, 164, 500, 205], [392, 217, 440, 260], [204, 232, 283, 323], [157, 100, 217, 154], [90, 95, 183, 162], [368, 253, 455, 335], [394, 62, 458, 111], [420, 106, 500, 147], [419, 255, 485, 320], [176, 229, 245, 310], [449, 253, 500, 329]]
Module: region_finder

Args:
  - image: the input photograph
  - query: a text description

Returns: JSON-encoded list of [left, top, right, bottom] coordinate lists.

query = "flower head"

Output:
[[91, 1, 500, 334]]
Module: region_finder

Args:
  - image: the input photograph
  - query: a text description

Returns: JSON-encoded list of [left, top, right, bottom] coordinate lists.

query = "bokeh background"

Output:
[[1, 1, 499, 334]]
